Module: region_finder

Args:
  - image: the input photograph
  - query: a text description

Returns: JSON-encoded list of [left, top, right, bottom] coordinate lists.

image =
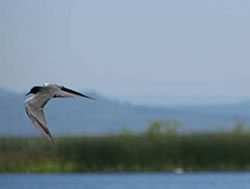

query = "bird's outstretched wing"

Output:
[[54, 86, 95, 99], [25, 98, 54, 143]]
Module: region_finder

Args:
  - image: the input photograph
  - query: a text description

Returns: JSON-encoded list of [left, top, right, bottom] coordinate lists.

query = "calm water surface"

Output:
[[0, 172, 250, 189]]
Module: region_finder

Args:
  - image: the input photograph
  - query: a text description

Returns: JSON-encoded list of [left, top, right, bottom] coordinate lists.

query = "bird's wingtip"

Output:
[[46, 134, 54, 144]]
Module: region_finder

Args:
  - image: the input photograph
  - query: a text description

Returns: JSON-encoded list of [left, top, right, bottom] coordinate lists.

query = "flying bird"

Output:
[[25, 83, 95, 143]]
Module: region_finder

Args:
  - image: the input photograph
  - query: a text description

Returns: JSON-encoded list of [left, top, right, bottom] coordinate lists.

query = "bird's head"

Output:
[[25, 86, 42, 96]]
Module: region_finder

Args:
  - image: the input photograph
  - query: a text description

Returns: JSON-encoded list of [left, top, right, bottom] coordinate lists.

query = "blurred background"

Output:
[[1, 0, 250, 173]]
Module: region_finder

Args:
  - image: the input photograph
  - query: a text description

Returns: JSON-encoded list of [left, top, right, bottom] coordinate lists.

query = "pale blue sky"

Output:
[[0, 0, 250, 104]]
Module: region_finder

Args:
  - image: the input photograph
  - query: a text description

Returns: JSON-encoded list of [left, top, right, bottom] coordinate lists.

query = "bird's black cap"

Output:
[[25, 86, 42, 96]]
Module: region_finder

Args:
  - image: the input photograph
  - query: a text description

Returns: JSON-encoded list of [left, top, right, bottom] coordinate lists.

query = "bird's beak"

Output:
[[25, 92, 31, 96]]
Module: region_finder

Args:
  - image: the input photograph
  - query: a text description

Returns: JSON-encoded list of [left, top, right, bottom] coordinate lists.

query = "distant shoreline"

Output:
[[1, 124, 250, 173]]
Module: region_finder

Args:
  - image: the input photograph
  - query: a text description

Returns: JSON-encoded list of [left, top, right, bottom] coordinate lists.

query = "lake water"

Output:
[[0, 172, 250, 189]]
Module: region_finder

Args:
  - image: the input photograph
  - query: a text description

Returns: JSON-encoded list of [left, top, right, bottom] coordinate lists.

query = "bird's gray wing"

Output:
[[25, 97, 54, 143], [54, 86, 95, 99]]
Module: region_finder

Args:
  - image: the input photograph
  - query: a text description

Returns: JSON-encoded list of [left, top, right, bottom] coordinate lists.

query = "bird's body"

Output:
[[25, 84, 94, 143]]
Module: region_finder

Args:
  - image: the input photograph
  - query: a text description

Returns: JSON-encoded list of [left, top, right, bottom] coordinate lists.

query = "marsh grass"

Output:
[[1, 121, 250, 172]]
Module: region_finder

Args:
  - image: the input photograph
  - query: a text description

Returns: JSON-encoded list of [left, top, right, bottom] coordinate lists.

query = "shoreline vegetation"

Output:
[[1, 121, 250, 173]]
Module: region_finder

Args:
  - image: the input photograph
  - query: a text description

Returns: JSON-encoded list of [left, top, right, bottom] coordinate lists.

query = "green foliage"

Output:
[[119, 125, 133, 137], [1, 121, 250, 173], [231, 121, 248, 134], [144, 120, 181, 137]]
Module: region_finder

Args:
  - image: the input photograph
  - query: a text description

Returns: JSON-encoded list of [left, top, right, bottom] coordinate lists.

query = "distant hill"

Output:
[[0, 88, 250, 137]]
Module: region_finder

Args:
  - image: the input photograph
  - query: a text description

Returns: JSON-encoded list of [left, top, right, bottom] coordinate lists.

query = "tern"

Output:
[[25, 83, 94, 143]]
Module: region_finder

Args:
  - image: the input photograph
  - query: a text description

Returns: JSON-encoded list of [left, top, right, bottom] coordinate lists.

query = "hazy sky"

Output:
[[1, 0, 250, 104]]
